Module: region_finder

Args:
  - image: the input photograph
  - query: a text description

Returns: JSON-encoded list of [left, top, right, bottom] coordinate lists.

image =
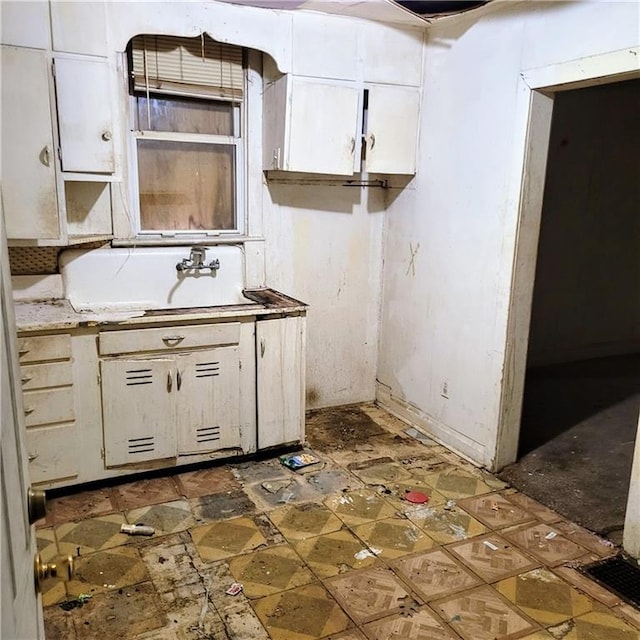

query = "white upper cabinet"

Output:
[[0, 1, 50, 49], [264, 72, 361, 175], [361, 22, 424, 87], [50, 1, 108, 55], [1, 46, 59, 241], [54, 56, 115, 173], [365, 84, 421, 175], [291, 12, 359, 81]]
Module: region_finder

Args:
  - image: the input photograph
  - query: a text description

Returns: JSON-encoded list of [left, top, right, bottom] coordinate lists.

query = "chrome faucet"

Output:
[[176, 247, 220, 272]]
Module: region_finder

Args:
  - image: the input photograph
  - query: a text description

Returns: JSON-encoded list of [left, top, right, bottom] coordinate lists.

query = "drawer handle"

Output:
[[28, 454, 38, 462], [24, 407, 35, 416], [21, 375, 33, 384], [260, 338, 266, 358], [177, 370, 182, 391], [162, 335, 185, 346], [167, 371, 173, 392], [19, 348, 30, 357]]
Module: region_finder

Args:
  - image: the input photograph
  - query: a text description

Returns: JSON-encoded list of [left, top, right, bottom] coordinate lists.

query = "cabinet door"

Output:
[[365, 84, 420, 175], [286, 77, 360, 175], [55, 56, 115, 173], [256, 316, 305, 449], [101, 357, 177, 466], [1, 46, 59, 240], [176, 347, 241, 454]]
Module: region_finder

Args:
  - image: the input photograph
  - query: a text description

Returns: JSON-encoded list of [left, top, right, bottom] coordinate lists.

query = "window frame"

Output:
[[125, 45, 247, 242]]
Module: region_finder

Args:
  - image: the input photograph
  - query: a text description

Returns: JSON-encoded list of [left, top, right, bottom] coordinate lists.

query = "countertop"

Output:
[[14, 288, 308, 333]]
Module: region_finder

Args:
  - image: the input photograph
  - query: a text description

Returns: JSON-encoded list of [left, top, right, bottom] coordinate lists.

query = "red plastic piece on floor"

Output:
[[404, 490, 429, 504]]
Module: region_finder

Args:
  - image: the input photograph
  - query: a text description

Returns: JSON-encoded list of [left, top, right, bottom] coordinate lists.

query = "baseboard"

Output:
[[375, 382, 489, 468]]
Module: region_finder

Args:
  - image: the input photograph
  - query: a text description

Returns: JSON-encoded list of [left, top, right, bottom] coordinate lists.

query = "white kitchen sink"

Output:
[[60, 245, 251, 312]]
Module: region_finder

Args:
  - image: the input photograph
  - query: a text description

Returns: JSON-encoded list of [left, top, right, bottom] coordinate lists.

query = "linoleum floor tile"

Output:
[[66, 545, 149, 598], [190, 514, 274, 562], [325, 566, 415, 625], [174, 465, 240, 498], [65, 581, 166, 639], [190, 489, 256, 522], [458, 493, 534, 530], [496, 568, 594, 626], [502, 522, 587, 566], [55, 513, 129, 556], [363, 606, 460, 640], [405, 502, 487, 544], [550, 610, 640, 639], [446, 533, 539, 583], [252, 582, 350, 640], [268, 502, 344, 541], [112, 477, 180, 511], [125, 499, 196, 535], [228, 543, 315, 598], [48, 487, 117, 525], [352, 516, 435, 559], [324, 489, 397, 526], [294, 529, 379, 578], [434, 584, 539, 640], [392, 547, 483, 602], [409, 464, 494, 500], [502, 492, 563, 524]]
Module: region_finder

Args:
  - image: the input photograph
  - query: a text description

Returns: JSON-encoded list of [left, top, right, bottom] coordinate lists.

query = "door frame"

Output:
[[494, 47, 640, 553]]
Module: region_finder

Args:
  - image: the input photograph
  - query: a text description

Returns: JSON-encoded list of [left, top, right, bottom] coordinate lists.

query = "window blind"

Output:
[[131, 34, 243, 101]]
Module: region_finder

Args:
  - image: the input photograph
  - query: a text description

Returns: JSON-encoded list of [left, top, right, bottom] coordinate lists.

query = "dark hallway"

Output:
[[501, 354, 640, 542]]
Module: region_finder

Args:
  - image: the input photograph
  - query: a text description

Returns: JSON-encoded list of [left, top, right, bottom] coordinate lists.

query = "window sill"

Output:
[[111, 235, 263, 247]]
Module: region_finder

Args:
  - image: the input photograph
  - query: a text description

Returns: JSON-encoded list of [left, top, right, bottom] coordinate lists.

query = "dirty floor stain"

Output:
[[39, 403, 638, 640]]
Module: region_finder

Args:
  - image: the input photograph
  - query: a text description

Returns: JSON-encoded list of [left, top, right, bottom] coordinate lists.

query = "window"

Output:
[[128, 34, 245, 238]]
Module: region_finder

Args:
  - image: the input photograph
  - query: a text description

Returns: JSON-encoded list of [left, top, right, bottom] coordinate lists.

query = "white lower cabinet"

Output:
[[101, 344, 242, 468], [256, 316, 305, 449], [100, 356, 176, 466]]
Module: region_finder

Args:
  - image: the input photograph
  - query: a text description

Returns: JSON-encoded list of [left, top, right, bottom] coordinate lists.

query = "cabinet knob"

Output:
[[21, 374, 33, 384], [162, 335, 185, 346], [24, 407, 35, 416], [101, 131, 112, 142], [167, 371, 173, 392]]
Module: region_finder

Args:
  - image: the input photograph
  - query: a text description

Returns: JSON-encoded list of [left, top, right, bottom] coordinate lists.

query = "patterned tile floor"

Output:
[[40, 403, 639, 640]]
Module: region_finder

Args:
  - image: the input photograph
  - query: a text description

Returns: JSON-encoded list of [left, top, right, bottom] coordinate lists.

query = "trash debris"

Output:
[[490, 502, 500, 511], [452, 615, 462, 622], [59, 594, 92, 611], [354, 444, 375, 452], [354, 549, 377, 560], [443, 500, 457, 511], [483, 540, 499, 551], [545, 531, 558, 540], [279, 453, 321, 470], [403, 428, 436, 445], [261, 480, 292, 494], [120, 523, 155, 536], [225, 583, 243, 596], [404, 490, 429, 504], [277, 490, 295, 504]]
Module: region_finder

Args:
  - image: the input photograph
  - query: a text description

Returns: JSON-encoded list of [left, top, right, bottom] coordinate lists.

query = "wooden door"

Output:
[[1, 201, 45, 638], [177, 347, 241, 454], [101, 357, 177, 466], [1, 46, 59, 240]]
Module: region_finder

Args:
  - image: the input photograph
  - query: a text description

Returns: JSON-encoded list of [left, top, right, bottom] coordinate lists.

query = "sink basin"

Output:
[[60, 246, 252, 312]]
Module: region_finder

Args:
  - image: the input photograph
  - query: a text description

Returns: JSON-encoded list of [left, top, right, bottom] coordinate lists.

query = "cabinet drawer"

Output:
[[99, 322, 241, 355], [23, 387, 75, 427], [20, 362, 73, 391], [26, 424, 79, 484], [17, 334, 72, 363]]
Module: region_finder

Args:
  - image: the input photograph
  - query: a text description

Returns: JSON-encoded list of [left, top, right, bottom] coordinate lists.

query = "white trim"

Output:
[[376, 381, 488, 467]]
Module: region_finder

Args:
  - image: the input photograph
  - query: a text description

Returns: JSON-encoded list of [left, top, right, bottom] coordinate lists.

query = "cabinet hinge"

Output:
[[100, 448, 104, 460], [239, 360, 242, 370], [51, 59, 56, 77]]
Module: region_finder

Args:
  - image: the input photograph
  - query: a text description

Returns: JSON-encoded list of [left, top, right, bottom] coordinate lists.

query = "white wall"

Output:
[[263, 180, 385, 408], [528, 79, 640, 365], [377, 1, 640, 468]]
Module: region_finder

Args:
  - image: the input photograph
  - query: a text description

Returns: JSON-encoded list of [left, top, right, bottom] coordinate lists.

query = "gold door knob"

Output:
[[34, 554, 74, 594], [27, 488, 47, 524]]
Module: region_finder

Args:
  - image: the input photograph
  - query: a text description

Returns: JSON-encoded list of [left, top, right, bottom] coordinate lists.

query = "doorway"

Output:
[[500, 79, 640, 544]]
